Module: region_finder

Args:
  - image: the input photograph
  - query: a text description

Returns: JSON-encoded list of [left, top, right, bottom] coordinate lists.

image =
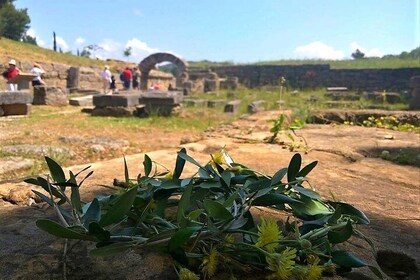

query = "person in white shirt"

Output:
[[31, 63, 45, 86], [101, 65, 112, 94]]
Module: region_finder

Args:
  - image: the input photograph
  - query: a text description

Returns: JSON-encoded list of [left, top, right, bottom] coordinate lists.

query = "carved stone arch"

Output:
[[138, 52, 189, 90]]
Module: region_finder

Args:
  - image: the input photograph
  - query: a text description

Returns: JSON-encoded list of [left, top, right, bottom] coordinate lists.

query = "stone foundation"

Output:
[[33, 86, 68, 106]]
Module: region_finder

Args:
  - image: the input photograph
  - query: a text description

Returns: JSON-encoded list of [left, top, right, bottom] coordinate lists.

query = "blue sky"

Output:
[[15, 0, 420, 63]]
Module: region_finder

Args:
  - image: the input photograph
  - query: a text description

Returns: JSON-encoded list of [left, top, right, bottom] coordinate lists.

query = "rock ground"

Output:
[[0, 110, 419, 279]]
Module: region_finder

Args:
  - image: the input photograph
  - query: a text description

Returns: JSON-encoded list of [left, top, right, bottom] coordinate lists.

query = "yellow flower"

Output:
[[266, 247, 296, 280], [306, 257, 323, 280], [179, 267, 200, 280], [164, 171, 173, 179], [202, 247, 219, 278], [210, 150, 226, 168], [256, 218, 282, 253]]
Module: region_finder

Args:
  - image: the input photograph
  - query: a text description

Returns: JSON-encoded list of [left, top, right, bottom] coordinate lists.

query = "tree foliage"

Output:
[[0, 0, 30, 41], [351, 49, 365, 59], [21, 34, 37, 45], [123, 46, 132, 58]]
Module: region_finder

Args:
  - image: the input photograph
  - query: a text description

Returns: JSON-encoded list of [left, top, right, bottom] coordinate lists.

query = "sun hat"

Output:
[[104, 65, 109, 69], [8, 59, 16, 65]]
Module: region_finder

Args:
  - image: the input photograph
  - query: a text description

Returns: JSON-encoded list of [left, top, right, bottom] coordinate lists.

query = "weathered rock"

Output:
[[90, 144, 105, 153], [33, 86, 68, 106], [93, 94, 140, 108], [0, 104, 32, 115], [183, 99, 207, 107], [58, 136, 129, 149], [91, 106, 136, 117], [409, 76, 420, 110], [248, 100, 266, 114], [0, 91, 33, 105], [207, 99, 226, 108], [69, 95, 93, 106], [0, 157, 34, 175], [224, 100, 241, 113], [139, 91, 184, 116], [1, 145, 74, 158]]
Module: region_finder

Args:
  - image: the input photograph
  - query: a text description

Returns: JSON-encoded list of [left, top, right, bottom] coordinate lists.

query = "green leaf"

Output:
[[99, 187, 137, 227], [168, 226, 200, 252], [177, 151, 205, 169], [223, 191, 238, 207], [173, 148, 187, 179], [271, 168, 287, 186], [36, 219, 95, 241], [187, 209, 203, 221], [331, 250, 367, 268], [368, 265, 384, 279], [83, 198, 101, 226], [123, 156, 130, 185], [329, 202, 370, 224], [69, 171, 82, 213], [252, 193, 301, 206], [204, 200, 233, 221], [26, 177, 65, 201], [91, 242, 137, 256], [177, 184, 193, 225], [296, 161, 318, 178], [328, 220, 353, 244], [45, 156, 66, 182], [143, 154, 152, 177], [221, 170, 232, 187], [293, 186, 321, 199], [199, 181, 221, 189], [289, 196, 332, 217], [287, 153, 302, 183], [32, 190, 73, 221], [88, 222, 110, 242]]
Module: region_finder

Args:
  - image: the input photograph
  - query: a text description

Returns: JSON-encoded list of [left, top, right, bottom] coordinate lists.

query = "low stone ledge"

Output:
[[93, 94, 140, 108], [33, 86, 68, 106], [224, 100, 241, 113], [0, 91, 33, 105]]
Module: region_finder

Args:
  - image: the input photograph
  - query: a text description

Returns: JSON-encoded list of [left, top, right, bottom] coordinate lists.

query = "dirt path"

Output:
[[0, 110, 419, 279]]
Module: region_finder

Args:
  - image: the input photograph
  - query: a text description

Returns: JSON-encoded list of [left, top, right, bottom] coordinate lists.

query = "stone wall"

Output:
[[1, 60, 174, 92], [208, 65, 420, 91]]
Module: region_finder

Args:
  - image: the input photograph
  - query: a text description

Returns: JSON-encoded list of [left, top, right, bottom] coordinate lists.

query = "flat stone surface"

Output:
[[93, 94, 140, 107], [0, 157, 34, 175], [139, 91, 183, 105], [0, 91, 33, 105], [207, 99, 226, 108], [33, 86, 68, 106], [69, 95, 93, 106], [183, 99, 207, 107], [224, 100, 241, 113], [248, 100, 266, 114], [91, 106, 136, 116], [58, 136, 129, 149]]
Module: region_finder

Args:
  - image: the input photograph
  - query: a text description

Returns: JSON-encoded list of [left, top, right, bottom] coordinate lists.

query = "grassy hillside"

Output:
[[0, 38, 128, 69]]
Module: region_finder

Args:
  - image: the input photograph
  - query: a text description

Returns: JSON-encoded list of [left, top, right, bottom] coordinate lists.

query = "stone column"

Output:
[[140, 71, 149, 90], [67, 67, 79, 93], [409, 76, 420, 110]]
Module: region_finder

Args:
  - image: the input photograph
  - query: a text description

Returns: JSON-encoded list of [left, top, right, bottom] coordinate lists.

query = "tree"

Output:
[[21, 34, 37, 45], [0, 0, 30, 40], [351, 49, 365, 59], [80, 49, 91, 58], [53, 31, 57, 51], [123, 46, 132, 59]]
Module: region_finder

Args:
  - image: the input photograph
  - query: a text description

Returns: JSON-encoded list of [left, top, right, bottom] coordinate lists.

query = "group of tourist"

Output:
[[2, 59, 46, 91], [100, 66, 141, 94]]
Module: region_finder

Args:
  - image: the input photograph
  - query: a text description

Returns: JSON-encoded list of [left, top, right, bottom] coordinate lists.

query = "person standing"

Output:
[[30, 63, 46, 86], [2, 59, 19, 91], [101, 65, 112, 94], [122, 67, 132, 90], [132, 67, 140, 90]]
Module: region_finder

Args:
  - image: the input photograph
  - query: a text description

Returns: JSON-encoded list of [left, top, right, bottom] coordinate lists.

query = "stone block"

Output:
[[33, 86, 68, 106], [224, 100, 241, 113], [0, 91, 33, 105], [1, 104, 31, 115], [91, 106, 136, 117], [139, 91, 183, 105], [207, 99, 226, 108], [183, 99, 207, 107], [69, 95, 93, 106], [93, 94, 140, 107], [248, 100, 266, 114]]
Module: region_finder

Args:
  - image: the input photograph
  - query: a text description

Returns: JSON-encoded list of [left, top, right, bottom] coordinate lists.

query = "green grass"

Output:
[[190, 58, 420, 69]]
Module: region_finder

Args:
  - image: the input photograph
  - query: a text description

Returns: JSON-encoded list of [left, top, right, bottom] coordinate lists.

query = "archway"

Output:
[[138, 52, 189, 90]]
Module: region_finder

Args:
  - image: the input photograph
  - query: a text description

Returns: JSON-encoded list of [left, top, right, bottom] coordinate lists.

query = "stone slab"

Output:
[[139, 91, 183, 105], [0, 91, 33, 105], [207, 99, 226, 108], [248, 100, 266, 114], [327, 87, 348, 91], [183, 99, 207, 107], [33, 86, 68, 106], [91, 106, 136, 117], [224, 100, 241, 113], [69, 95, 93, 106], [0, 157, 34, 175], [0, 104, 31, 115], [93, 94, 140, 107]]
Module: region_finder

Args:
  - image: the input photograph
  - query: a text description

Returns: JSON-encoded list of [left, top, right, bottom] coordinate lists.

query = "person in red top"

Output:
[[2, 59, 19, 91], [122, 67, 132, 90]]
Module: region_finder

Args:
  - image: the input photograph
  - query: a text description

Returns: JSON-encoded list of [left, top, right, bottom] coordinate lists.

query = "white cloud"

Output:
[[56, 36, 69, 51], [350, 42, 383, 58], [133, 9, 142, 17], [293, 41, 345, 60], [25, 28, 46, 47], [125, 38, 159, 62], [75, 37, 85, 46]]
